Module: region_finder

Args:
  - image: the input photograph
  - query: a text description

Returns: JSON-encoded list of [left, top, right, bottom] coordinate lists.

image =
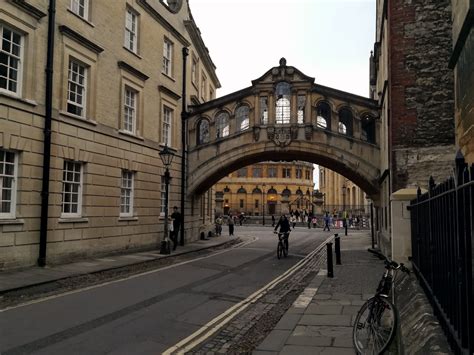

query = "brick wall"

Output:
[[389, 0, 455, 191]]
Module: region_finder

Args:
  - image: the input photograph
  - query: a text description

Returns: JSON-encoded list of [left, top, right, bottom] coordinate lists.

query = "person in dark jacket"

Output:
[[274, 214, 291, 250]]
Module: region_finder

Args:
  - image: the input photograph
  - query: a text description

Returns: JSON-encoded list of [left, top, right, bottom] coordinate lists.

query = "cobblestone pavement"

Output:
[[187, 243, 329, 354]]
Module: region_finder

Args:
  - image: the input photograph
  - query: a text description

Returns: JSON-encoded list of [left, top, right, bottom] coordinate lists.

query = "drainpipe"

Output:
[[180, 47, 189, 246], [38, 0, 56, 266]]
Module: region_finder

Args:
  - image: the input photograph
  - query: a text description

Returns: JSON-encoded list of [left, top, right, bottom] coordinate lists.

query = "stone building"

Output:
[[450, 0, 474, 163], [214, 161, 314, 218], [371, 0, 456, 252], [318, 166, 369, 217], [0, 0, 219, 269]]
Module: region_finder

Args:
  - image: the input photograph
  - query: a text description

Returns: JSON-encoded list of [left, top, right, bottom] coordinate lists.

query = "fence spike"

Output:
[[429, 176, 435, 191]]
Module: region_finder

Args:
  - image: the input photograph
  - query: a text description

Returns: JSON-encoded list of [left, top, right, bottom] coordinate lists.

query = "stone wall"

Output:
[[389, 0, 455, 191]]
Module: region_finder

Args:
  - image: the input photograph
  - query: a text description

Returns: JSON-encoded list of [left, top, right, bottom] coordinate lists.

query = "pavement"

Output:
[[254, 231, 384, 355], [0, 234, 239, 294]]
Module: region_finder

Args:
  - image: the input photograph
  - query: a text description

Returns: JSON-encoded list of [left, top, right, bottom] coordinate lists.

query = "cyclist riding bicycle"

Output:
[[274, 214, 291, 250]]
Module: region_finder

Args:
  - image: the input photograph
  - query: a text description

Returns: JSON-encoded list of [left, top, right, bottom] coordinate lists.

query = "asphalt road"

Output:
[[0, 225, 333, 355]]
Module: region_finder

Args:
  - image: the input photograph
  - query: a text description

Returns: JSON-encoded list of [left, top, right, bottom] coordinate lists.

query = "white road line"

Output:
[[163, 235, 334, 354], [0, 237, 258, 313]]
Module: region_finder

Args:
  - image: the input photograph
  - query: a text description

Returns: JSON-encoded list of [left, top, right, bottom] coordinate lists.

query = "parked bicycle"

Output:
[[274, 231, 289, 259], [353, 249, 410, 355]]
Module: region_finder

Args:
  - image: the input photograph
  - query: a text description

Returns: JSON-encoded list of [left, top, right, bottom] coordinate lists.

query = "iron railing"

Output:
[[409, 153, 473, 354]]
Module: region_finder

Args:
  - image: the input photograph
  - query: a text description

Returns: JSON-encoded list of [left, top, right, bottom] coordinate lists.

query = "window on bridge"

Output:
[[237, 167, 247, 177], [316, 102, 331, 129], [259, 96, 268, 125], [275, 82, 291, 124], [236, 105, 250, 131], [216, 111, 230, 138], [338, 108, 353, 136], [361, 114, 376, 144], [297, 95, 306, 124], [197, 119, 210, 144]]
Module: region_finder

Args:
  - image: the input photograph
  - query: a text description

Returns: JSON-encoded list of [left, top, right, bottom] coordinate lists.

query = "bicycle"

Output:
[[352, 249, 410, 355], [274, 231, 289, 259]]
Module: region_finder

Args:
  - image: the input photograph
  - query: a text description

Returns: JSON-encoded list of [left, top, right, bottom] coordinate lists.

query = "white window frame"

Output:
[[67, 59, 87, 117], [191, 57, 197, 85], [0, 150, 17, 219], [162, 105, 173, 146], [0, 25, 23, 96], [70, 0, 89, 20], [125, 8, 138, 53], [296, 168, 302, 179], [163, 38, 173, 76], [201, 72, 207, 101], [282, 168, 291, 178], [120, 170, 134, 217], [123, 87, 137, 134], [61, 161, 83, 218]]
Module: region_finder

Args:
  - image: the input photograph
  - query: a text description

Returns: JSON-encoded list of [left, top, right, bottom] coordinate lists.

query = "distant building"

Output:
[[214, 161, 314, 217], [318, 167, 369, 217]]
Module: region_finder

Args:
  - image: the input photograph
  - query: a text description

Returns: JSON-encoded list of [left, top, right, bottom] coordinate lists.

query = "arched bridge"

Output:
[[187, 59, 381, 197]]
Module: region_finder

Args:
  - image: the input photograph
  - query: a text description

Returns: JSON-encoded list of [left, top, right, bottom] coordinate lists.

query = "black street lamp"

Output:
[[262, 183, 266, 225], [159, 145, 175, 254]]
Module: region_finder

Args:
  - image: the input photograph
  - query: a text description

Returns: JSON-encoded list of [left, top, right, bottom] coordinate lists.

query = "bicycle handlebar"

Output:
[[368, 248, 410, 274]]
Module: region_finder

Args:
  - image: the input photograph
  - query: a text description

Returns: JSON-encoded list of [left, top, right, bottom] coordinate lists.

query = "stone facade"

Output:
[[451, 0, 474, 163], [0, 0, 219, 269], [318, 167, 368, 216], [372, 0, 456, 253], [215, 161, 314, 218]]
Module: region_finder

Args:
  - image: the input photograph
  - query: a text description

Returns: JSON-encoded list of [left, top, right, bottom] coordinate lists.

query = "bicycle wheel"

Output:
[[277, 242, 283, 259], [353, 296, 397, 355]]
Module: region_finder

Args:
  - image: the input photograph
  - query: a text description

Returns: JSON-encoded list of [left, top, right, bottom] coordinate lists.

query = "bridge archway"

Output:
[[187, 59, 381, 199]]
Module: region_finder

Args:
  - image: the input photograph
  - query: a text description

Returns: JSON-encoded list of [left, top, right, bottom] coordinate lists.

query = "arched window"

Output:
[[252, 187, 262, 194], [215, 111, 230, 138], [282, 188, 291, 197], [237, 186, 247, 194], [338, 108, 353, 136], [361, 114, 376, 144], [267, 187, 277, 195], [197, 119, 210, 144], [236, 105, 250, 131], [223, 186, 231, 193], [275, 82, 291, 124], [296, 188, 303, 196], [316, 102, 331, 129]]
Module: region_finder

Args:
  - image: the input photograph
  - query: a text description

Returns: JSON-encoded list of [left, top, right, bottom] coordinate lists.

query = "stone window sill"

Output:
[[58, 217, 89, 224], [0, 218, 25, 225], [118, 216, 138, 222]]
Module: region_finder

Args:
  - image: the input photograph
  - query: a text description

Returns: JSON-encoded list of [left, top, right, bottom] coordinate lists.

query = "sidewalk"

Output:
[[255, 232, 384, 355], [0, 235, 239, 294]]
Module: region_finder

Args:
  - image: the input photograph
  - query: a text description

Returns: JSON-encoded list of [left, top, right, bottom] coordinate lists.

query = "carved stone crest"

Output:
[[267, 126, 295, 147]]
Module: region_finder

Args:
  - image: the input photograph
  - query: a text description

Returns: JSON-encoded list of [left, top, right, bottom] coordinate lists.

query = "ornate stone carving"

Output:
[[267, 126, 296, 147], [253, 126, 261, 141]]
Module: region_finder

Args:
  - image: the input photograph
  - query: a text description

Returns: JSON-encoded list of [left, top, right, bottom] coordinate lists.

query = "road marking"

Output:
[[293, 287, 318, 308], [163, 235, 334, 354], [0, 237, 258, 313]]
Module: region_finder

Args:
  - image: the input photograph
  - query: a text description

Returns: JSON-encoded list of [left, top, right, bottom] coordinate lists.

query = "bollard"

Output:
[[335, 233, 341, 265], [327, 242, 334, 278], [344, 220, 348, 236]]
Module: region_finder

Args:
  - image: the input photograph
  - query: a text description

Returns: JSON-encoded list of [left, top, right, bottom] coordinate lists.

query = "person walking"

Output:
[[170, 206, 182, 250], [290, 214, 297, 229], [271, 215, 275, 227], [323, 212, 331, 232], [215, 215, 223, 236], [227, 214, 235, 236]]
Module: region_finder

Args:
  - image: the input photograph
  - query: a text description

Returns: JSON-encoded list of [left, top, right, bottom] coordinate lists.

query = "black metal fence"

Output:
[[409, 153, 473, 354]]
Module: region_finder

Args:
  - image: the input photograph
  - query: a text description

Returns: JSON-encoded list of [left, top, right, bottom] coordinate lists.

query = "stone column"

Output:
[[268, 93, 275, 125], [290, 91, 298, 124]]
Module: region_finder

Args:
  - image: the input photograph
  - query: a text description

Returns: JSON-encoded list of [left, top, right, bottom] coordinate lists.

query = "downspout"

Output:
[[38, 0, 56, 266], [180, 47, 189, 246]]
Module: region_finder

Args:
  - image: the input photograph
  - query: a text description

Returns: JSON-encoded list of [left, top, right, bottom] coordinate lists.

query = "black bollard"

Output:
[[327, 242, 334, 278], [335, 234, 341, 265], [344, 219, 348, 236]]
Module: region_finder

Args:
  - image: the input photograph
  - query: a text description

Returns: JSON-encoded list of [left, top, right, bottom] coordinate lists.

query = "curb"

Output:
[[0, 237, 242, 296]]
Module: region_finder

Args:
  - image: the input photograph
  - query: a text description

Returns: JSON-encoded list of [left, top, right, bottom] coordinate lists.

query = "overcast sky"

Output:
[[189, 0, 376, 187]]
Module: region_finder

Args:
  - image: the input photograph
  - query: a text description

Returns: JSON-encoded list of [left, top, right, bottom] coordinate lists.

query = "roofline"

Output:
[[188, 86, 253, 115], [312, 84, 379, 109]]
